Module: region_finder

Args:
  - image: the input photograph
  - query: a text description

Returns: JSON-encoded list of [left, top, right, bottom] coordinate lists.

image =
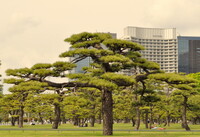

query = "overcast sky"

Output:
[[1, 0, 200, 93]]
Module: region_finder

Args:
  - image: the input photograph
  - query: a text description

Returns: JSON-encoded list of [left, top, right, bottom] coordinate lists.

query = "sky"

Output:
[[1, 0, 200, 93]]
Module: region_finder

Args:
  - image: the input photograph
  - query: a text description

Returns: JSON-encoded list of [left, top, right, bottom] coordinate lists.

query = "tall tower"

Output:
[[122, 26, 178, 73]]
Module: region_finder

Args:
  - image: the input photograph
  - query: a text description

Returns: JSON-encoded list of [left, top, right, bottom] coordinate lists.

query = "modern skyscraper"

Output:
[[178, 36, 200, 74], [122, 26, 178, 73]]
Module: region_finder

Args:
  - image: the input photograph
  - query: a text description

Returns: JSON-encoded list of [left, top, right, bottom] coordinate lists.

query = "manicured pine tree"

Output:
[[0, 94, 20, 126], [5, 61, 76, 129], [4, 77, 47, 128], [25, 93, 55, 125], [128, 58, 161, 130], [113, 89, 134, 123], [5, 32, 159, 135], [149, 73, 197, 131], [76, 87, 101, 127], [60, 32, 144, 135]]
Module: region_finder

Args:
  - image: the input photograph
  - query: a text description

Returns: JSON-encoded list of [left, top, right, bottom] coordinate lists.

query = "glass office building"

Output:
[[178, 36, 200, 73], [71, 57, 92, 73]]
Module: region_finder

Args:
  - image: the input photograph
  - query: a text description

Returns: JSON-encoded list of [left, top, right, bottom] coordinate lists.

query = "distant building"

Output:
[[70, 32, 117, 73], [122, 26, 178, 73], [178, 36, 200, 74], [70, 57, 92, 73], [106, 32, 117, 39]]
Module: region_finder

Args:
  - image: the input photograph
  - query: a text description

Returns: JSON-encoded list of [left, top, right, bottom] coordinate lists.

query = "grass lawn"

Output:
[[0, 123, 199, 137], [0, 130, 200, 137]]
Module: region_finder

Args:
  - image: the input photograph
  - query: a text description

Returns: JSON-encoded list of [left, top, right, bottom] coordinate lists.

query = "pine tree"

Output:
[[149, 73, 197, 131], [60, 32, 160, 135], [5, 32, 160, 135]]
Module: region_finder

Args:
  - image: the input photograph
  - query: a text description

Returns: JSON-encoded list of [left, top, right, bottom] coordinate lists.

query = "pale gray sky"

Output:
[[1, 0, 200, 93]]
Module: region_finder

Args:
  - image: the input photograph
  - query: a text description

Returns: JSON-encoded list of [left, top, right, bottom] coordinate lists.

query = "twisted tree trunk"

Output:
[[135, 106, 141, 130], [182, 96, 190, 131], [52, 104, 61, 129], [18, 105, 24, 128], [102, 89, 113, 135]]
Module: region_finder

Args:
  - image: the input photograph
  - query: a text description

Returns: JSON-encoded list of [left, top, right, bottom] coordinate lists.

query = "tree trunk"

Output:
[[10, 111, 19, 126], [102, 89, 113, 135], [145, 110, 148, 129], [97, 111, 102, 124], [11, 118, 15, 126], [197, 117, 200, 124], [182, 96, 190, 131], [166, 113, 170, 127], [135, 106, 140, 130], [11, 117, 18, 126], [73, 116, 79, 126], [90, 115, 95, 127], [18, 106, 24, 128], [131, 117, 135, 127], [157, 115, 161, 125], [90, 103, 96, 127], [38, 112, 44, 125], [149, 106, 153, 129], [52, 104, 61, 129]]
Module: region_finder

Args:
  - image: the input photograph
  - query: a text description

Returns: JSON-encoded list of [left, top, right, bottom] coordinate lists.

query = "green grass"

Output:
[[0, 130, 200, 137], [0, 123, 200, 137], [1, 123, 200, 130]]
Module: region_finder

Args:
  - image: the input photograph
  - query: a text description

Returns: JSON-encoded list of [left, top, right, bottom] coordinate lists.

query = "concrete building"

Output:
[[178, 36, 200, 74], [122, 26, 178, 73]]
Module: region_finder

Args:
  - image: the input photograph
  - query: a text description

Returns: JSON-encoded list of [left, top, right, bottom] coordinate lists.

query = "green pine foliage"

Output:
[[2, 32, 200, 134]]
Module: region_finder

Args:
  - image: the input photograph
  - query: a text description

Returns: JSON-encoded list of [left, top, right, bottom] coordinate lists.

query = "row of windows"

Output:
[[147, 59, 177, 63], [146, 58, 177, 61], [159, 61, 177, 63], [144, 52, 177, 55], [138, 42, 177, 45], [162, 67, 177, 70], [144, 48, 176, 51], [143, 52, 177, 54], [143, 46, 177, 49], [161, 64, 177, 66], [165, 70, 177, 72], [138, 41, 177, 45], [131, 38, 176, 42], [147, 58, 177, 61], [142, 52, 176, 57], [146, 56, 177, 58]]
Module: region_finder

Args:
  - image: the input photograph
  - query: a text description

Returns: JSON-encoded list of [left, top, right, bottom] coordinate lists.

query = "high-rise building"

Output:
[[178, 36, 200, 74], [122, 26, 178, 73]]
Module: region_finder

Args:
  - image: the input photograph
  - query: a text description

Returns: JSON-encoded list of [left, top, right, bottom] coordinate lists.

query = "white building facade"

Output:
[[123, 26, 178, 73]]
